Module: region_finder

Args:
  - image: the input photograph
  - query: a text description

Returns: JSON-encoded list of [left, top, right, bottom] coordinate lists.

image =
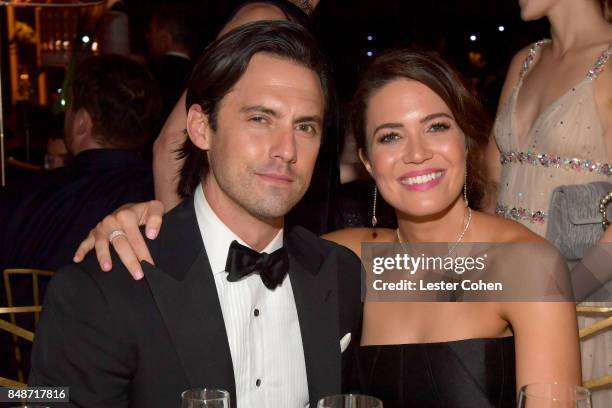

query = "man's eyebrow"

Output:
[[241, 105, 323, 126], [295, 115, 323, 125], [240, 105, 279, 117]]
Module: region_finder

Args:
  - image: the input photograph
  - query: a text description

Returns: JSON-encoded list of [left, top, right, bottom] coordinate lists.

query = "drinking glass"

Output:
[[317, 394, 383, 408], [518, 383, 592, 408], [180, 388, 230, 408]]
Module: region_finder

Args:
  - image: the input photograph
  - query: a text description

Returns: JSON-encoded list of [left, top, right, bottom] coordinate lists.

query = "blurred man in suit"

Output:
[[146, 4, 195, 118], [0, 54, 160, 272]]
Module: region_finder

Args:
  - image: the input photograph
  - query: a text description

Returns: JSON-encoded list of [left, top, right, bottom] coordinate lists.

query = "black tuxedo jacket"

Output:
[[29, 197, 363, 407]]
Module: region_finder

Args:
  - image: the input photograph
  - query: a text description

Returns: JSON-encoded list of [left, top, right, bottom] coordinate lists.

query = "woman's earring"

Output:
[[372, 184, 378, 227]]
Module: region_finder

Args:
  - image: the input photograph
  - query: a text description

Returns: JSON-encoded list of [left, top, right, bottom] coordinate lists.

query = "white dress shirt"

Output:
[[193, 184, 309, 408]]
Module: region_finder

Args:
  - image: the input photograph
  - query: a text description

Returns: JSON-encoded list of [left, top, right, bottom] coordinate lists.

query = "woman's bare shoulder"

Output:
[[507, 44, 534, 76], [472, 211, 545, 243], [322, 228, 395, 256]]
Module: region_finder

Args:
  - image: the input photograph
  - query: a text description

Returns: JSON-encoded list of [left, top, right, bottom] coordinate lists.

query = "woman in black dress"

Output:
[[324, 49, 580, 407]]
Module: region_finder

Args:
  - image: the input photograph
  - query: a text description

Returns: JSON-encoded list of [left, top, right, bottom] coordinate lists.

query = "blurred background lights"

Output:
[[498, 25, 505, 32], [367, 35, 373, 41], [81, 35, 90, 44], [469, 34, 477, 42], [367, 51, 373, 57]]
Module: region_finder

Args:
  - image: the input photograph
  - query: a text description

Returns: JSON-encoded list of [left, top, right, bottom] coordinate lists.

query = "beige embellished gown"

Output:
[[494, 39, 612, 405]]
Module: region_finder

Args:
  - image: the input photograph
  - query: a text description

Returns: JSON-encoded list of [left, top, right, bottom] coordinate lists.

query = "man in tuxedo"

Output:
[[29, 21, 362, 408]]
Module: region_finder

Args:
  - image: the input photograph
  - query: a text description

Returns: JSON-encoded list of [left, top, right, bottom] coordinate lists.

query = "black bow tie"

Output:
[[225, 240, 289, 289]]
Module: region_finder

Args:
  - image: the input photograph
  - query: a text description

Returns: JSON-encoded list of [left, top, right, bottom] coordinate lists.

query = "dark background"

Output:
[[122, 0, 549, 110], [0, 0, 550, 169]]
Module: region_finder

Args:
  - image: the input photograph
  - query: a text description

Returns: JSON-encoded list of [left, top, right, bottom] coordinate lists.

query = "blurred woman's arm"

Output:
[[153, 90, 188, 211], [503, 301, 581, 390]]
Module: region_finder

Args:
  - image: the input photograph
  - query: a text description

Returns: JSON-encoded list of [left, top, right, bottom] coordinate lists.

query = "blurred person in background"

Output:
[[487, 0, 612, 404], [95, 0, 131, 57], [146, 3, 196, 119], [44, 134, 71, 170], [0, 54, 160, 272]]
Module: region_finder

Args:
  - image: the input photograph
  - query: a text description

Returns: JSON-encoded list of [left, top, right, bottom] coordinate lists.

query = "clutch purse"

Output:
[[545, 182, 612, 262]]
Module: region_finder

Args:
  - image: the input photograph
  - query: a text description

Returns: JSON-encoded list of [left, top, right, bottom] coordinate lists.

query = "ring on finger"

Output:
[[108, 229, 127, 244]]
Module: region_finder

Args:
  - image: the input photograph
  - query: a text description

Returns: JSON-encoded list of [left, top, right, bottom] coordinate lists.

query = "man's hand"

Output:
[[73, 200, 165, 279]]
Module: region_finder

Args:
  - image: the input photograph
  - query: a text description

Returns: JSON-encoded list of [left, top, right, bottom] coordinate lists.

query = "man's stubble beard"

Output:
[[208, 157, 309, 221]]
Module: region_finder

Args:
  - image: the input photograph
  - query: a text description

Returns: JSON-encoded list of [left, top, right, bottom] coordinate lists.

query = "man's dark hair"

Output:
[[150, 4, 196, 51], [72, 54, 161, 150], [178, 20, 331, 197]]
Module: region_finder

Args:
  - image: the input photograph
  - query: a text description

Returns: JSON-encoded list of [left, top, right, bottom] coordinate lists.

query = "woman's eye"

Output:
[[378, 132, 400, 143], [428, 122, 451, 132]]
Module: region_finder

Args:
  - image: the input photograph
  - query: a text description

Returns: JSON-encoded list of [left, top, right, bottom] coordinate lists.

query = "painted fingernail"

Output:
[[146, 229, 158, 239], [102, 262, 111, 271]]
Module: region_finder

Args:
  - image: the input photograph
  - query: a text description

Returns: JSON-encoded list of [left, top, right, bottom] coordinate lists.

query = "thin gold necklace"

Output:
[[396, 207, 472, 257]]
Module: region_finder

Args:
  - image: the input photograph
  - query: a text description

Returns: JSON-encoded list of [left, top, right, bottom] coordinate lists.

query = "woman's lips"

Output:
[[399, 169, 445, 191]]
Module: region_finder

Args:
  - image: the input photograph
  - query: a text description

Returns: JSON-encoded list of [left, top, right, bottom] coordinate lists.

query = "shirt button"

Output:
[[256, 379, 262, 387], [254, 308, 260, 317]]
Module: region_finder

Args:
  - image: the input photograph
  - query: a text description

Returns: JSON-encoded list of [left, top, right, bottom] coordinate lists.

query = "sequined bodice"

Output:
[[494, 39, 612, 236]]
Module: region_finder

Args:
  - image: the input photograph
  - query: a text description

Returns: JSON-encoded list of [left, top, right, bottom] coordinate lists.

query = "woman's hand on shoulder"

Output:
[[73, 200, 165, 280]]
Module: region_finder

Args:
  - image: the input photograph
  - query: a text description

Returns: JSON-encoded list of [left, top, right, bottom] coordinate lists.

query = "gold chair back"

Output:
[[2, 268, 53, 385], [576, 305, 612, 391], [0, 306, 42, 388]]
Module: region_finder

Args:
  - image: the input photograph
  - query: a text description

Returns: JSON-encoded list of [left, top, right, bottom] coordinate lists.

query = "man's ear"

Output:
[[186, 104, 213, 150], [358, 148, 373, 177], [72, 108, 93, 144]]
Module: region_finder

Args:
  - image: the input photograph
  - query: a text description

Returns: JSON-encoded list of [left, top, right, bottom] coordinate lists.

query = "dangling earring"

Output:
[[372, 184, 378, 227], [463, 166, 469, 208]]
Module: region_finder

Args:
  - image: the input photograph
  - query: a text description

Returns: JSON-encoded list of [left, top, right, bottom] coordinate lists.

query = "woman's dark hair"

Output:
[[178, 20, 331, 197], [351, 49, 491, 210], [225, 0, 311, 31]]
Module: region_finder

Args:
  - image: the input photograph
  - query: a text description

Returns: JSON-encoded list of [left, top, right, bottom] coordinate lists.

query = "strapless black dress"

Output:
[[357, 337, 516, 407]]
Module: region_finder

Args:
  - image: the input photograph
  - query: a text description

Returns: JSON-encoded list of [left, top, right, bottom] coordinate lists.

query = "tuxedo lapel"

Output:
[[141, 197, 236, 402], [286, 227, 341, 404]]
